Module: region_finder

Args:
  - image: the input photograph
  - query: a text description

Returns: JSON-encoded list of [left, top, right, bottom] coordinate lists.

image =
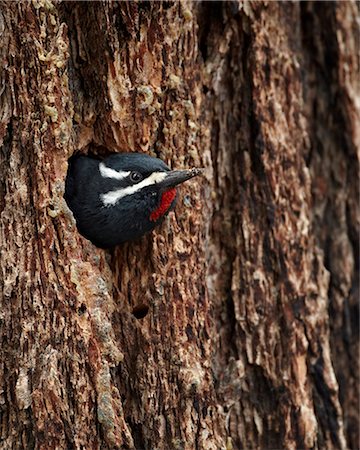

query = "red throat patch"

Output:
[[150, 188, 177, 222]]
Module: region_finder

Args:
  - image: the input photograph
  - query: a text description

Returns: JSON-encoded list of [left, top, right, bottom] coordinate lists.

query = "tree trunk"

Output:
[[0, 1, 358, 449]]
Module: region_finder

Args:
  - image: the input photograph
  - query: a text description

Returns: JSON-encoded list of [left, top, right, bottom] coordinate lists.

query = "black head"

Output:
[[65, 152, 202, 248]]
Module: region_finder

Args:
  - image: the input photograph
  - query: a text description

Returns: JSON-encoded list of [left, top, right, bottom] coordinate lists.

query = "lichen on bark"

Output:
[[0, 1, 358, 449]]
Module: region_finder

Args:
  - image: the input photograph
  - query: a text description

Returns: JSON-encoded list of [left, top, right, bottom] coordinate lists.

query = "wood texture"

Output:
[[0, 1, 358, 449]]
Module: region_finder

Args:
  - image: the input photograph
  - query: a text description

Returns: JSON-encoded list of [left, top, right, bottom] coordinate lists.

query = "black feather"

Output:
[[64, 153, 176, 248]]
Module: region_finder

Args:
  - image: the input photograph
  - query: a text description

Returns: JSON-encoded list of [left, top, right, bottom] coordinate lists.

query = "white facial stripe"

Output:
[[101, 171, 168, 206], [99, 162, 130, 180]]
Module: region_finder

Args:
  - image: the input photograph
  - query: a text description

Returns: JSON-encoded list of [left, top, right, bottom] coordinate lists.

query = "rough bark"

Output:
[[0, 1, 358, 450]]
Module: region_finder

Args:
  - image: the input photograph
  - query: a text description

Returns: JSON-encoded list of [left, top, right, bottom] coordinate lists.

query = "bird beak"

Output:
[[160, 168, 204, 188]]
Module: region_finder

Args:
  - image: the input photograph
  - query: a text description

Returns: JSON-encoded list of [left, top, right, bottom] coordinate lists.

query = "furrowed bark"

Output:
[[0, 1, 358, 449]]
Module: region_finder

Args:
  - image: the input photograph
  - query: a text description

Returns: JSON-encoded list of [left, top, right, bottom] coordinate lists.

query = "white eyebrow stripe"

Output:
[[99, 162, 130, 180], [101, 171, 168, 206]]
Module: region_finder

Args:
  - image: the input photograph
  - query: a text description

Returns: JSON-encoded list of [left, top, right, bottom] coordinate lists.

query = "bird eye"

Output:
[[129, 171, 143, 182]]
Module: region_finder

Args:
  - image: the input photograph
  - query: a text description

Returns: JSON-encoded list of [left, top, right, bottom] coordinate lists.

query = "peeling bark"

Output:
[[0, 1, 358, 449]]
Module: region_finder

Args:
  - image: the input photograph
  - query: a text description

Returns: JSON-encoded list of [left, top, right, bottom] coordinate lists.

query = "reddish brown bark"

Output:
[[0, 1, 358, 449]]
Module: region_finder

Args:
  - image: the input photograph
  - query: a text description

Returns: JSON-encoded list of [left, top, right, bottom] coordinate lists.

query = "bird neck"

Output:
[[149, 188, 177, 222]]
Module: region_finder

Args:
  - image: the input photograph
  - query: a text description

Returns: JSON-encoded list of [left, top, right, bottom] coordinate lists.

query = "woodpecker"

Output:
[[64, 153, 202, 248]]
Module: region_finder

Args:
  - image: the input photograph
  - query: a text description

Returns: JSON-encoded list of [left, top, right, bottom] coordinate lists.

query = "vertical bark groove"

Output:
[[0, 1, 358, 449]]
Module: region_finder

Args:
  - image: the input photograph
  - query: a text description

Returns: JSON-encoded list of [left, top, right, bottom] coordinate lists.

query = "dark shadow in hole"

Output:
[[78, 303, 87, 315], [132, 304, 149, 319]]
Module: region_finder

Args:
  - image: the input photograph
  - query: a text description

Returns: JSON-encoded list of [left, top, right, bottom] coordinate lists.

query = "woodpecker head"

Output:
[[64, 152, 202, 248]]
